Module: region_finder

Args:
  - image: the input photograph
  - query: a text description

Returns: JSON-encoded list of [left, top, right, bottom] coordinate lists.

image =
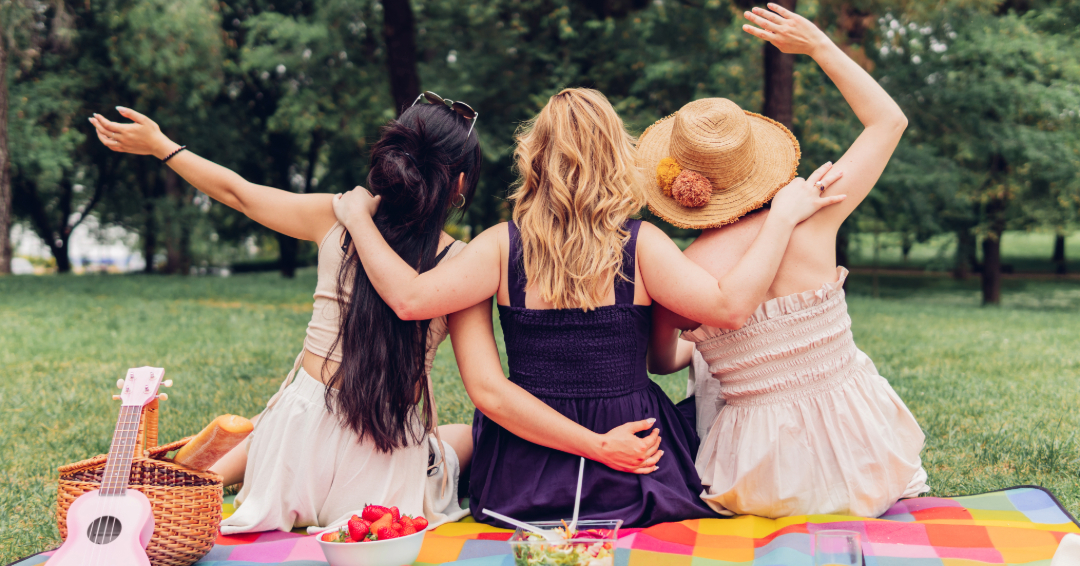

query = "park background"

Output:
[[0, 0, 1079, 563]]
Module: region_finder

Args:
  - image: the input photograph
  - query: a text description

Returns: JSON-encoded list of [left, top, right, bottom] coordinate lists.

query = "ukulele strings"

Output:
[[107, 405, 139, 559], [92, 404, 135, 565], [88, 405, 120, 566], [88, 406, 119, 566], [90, 404, 138, 566]]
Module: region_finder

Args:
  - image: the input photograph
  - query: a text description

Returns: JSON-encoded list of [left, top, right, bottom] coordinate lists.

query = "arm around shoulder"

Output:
[[636, 222, 754, 330], [333, 193, 504, 321]]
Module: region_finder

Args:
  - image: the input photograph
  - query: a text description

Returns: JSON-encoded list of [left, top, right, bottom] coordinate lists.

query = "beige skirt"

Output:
[[220, 366, 468, 534], [689, 348, 929, 519]]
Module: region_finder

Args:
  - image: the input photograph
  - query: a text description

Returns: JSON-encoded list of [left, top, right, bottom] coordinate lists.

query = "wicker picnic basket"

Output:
[[56, 399, 223, 566]]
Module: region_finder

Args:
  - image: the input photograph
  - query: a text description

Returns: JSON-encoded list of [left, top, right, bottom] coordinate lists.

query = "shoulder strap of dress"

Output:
[[507, 221, 527, 308], [614, 219, 643, 306], [434, 242, 455, 264]]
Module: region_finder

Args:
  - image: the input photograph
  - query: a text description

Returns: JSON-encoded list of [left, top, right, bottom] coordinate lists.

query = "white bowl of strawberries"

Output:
[[317, 504, 429, 566]]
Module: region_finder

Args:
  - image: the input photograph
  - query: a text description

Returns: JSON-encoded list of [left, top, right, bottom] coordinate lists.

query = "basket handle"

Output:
[[136, 399, 160, 455]]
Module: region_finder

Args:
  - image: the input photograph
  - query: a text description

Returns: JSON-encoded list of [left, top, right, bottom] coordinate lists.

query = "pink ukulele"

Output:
[[51, 367, 171, 566]]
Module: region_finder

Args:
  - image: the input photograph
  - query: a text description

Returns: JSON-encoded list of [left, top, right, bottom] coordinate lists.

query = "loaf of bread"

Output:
[[173, 414, 253, 472]]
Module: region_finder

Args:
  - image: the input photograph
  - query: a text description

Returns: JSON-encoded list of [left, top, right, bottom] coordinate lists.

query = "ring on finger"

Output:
[[814, 181, 826, 192]]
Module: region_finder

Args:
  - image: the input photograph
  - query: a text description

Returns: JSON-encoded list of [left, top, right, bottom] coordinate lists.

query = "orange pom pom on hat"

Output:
[[637, 98, 801, 229]]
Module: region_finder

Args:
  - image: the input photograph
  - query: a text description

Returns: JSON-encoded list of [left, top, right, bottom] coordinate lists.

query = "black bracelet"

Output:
[[162, 145, 187, 163]]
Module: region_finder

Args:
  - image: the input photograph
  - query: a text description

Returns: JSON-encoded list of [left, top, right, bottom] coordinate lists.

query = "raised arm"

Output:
[[448, 298, 663, 473], [640, 163, 845, 330], [743, 3, 908, 227], [90, 108, 336, 243], [331, 189, 503, 320]]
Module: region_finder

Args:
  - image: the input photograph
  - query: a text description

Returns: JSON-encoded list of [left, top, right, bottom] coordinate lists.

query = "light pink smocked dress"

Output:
[[682, 267, 929, 519]]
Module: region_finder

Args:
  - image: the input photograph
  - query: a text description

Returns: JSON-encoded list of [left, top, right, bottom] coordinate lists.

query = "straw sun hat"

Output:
[[637, 98, 801, 229]]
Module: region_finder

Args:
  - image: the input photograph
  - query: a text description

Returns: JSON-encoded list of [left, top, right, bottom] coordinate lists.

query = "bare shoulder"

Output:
[[476, 222, 509, 246], [454, 222, 507, 259], [635, 221, 674, 249]]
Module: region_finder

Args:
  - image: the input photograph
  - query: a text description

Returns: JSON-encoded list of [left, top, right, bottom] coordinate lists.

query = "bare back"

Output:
[[685, 210, 840, 300]]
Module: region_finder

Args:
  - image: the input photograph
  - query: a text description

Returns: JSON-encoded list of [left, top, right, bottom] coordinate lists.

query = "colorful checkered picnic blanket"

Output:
[[12, 486, 1078, 566]]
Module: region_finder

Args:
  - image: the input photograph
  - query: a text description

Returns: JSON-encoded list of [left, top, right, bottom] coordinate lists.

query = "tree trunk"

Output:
[[140, 162, 159, 274], [1053, 232, 1066, 275], [954, 228, 975, 279], [383, 0, 420, 115], [762, 0, 797, 129], [143, 210, 157, 274], [981, 155, 1008, 305], [162, 168, 191, 275], [0, 29, 11, 275], [834, 221, 850, 290], [836, 228, 850, 267], [277, 233, 298, 279], [981, 231, 1002, 305], [52, 240, 72, 273], [982, 198, 1007, 306]]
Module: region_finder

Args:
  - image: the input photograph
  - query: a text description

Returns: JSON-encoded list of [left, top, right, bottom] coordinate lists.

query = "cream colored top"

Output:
[[304, 222, 466, 371], [683, 268, 929, 518]]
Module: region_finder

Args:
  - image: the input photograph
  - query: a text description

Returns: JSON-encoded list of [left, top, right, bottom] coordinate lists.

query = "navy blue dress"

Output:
[[468, 219, 717, 528]]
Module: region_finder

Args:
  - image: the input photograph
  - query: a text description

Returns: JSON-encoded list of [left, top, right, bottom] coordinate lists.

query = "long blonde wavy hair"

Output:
[[510, 88, 646, 311]]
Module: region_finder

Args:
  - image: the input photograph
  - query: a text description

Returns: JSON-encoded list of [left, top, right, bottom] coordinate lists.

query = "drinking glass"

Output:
[[813, 530, 862, 566]]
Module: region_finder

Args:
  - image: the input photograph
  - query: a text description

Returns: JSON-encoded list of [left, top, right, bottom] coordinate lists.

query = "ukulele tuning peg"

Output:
[[162, 380, 173, 388], [112, 394, 122, 401], [157, 393, 169, 401], [116, 379, 125, 389]]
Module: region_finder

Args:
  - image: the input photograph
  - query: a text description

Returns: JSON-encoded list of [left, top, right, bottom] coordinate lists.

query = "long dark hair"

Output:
[[326, 103, 481, 452]]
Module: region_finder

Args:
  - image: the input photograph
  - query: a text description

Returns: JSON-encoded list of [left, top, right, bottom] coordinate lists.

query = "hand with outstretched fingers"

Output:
[[89, 107, 177, 159], [741, 2, 833, 57]]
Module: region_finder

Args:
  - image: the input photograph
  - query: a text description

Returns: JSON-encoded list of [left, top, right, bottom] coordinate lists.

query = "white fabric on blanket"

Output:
[[1052, 533, 1080, 566], [221, 367, 467, 534]]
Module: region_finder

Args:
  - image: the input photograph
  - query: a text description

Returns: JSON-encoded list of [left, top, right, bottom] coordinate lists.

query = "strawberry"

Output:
[[389, 506, 401, 522], [348, 516, 369, 541], [391, 522, 403, 533], [377, 526, 399, 540], [412, 516, 429, 531], [341, 536, 356, 543], [370, 511, 394, 533], [362, 505, 390, 523], [402, 525, 417, 536], [399, 516, 414, 530], [321, 528, 350, 543]]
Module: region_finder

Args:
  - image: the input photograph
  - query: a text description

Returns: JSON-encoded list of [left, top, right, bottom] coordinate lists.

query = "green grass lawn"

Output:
[[2, 270, 1080, 562]]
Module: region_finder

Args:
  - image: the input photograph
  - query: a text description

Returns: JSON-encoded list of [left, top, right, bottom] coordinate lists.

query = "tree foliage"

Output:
[[870, 7, 1080, 301], [2, 0, 1078, 303]]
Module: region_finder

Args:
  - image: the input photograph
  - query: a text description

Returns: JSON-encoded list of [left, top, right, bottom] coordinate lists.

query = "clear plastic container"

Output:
[[508, 519, 622, 566]]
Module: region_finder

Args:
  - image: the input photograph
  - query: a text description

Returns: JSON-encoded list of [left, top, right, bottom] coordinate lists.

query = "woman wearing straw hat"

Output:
[[646, 4, 928, 518], [330, 87, 847, 527]]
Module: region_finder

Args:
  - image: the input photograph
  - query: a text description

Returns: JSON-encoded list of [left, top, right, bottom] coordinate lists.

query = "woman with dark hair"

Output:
[[87, 99, 486, 533]]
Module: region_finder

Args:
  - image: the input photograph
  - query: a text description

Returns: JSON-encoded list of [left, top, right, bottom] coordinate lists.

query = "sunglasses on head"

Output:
[[411, 91, 479, 143]]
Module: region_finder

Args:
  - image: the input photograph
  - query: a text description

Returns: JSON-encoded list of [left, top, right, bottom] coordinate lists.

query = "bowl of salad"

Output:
[[507, 520, 622, 566]]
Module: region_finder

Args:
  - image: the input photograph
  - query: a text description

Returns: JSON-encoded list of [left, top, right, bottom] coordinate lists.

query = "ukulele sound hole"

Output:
[[87, 516, 122, 544]]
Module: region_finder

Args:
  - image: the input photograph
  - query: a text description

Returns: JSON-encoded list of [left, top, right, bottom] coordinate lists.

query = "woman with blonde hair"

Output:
[[332, 87, 846, 526]]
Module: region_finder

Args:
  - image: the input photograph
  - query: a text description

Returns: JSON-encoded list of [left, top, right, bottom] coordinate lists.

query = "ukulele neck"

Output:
[[99, 405, 142, 496]]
